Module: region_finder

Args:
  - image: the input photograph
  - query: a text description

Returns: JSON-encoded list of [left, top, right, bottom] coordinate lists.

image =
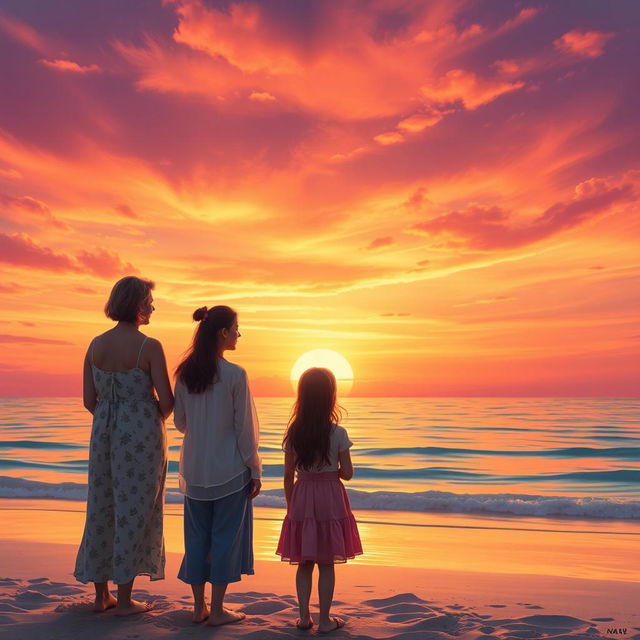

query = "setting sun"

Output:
[[290, 350, 354, 396]]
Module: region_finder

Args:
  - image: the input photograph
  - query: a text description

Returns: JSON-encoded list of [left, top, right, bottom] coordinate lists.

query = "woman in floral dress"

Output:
[[74, 276, 174, 616]]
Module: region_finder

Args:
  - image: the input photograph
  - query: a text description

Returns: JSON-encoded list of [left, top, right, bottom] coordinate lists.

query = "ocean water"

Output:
[[0, 397, 638, 521]]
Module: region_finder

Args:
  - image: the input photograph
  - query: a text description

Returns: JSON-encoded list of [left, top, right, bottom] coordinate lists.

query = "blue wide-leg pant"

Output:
[[178, 484, 254, 585]]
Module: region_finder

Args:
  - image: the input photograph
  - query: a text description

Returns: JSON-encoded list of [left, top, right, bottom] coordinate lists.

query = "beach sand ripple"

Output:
[[0, 578, 618, 640]]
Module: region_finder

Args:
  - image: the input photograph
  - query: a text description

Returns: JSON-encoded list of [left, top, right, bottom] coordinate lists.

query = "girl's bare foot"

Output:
[[318, 616, 345, 634], [193, 602, 210, 623], [115, 599, 154, 616], [296, 615, 314, 630], [207, 608, 246, 626], [93, 592, 117, 612]]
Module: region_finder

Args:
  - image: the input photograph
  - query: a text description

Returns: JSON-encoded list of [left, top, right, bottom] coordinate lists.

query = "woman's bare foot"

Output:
[[115, 599, 154, 616], [318, 616, 345, 634], [193, 602, 210, 623], [93, 592, 117, 613], [207, 608, 246, 626]]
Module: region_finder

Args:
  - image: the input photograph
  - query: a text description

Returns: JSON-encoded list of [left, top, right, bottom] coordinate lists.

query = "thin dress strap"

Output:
[[136, 336, 149, 369]]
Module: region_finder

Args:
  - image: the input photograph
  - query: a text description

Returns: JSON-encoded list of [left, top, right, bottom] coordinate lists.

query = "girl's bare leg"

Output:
[[295, 561, 315, 628], [317, 564, 343, 633]]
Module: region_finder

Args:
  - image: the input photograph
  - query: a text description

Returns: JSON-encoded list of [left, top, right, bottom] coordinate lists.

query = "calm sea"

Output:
[[0, 397, 638, 520]]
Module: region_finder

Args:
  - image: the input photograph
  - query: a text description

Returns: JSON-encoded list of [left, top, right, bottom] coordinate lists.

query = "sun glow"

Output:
[[290, 349, 354, 396]]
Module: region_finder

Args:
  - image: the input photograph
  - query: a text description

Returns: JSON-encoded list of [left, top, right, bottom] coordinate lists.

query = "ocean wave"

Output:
[[1, 459, 638, 485], [0, 476, 638, 520], [359, 446, 640, 460], [0, 441, 81, 450]]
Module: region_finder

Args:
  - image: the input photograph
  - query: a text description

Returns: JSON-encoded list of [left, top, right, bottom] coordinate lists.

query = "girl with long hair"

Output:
[[173, 305, 261, 627], [276, 368, 362, 633]]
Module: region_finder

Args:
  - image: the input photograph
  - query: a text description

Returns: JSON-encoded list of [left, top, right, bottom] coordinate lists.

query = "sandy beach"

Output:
[[0, 500, 637, 640]]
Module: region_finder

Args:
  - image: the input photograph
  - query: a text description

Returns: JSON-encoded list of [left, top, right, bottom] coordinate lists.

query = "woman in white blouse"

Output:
[[173, 305, 261, 627]]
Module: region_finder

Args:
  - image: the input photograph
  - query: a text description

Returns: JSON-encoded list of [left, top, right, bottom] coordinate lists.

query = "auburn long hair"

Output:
[[283, 368, 342, 470], [175, 305, 236, 393]]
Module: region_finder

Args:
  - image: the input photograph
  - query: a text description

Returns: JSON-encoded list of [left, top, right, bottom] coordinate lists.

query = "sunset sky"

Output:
[[0, 0, 638, 397]]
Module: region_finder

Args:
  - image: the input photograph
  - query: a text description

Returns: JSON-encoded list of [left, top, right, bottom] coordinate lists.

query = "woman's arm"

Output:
[[148, 339, 174, 419], [82, 345, 97, 414], [338, 449, 354, 481], [283, 448, 295, 508], [173, 379, 186, 433], [232, 368, 262, 485]]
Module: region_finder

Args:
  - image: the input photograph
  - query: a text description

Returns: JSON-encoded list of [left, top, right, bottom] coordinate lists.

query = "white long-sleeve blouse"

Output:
[[173, 358, 261, 501]]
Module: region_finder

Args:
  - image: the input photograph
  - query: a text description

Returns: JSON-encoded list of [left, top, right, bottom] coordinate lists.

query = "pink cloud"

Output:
[[554, 30, 613, 58], [404, 187, 430, 211], [366, 236, 394, 251], [75, 248, 137, 278], [0, 12, 46, 52], [0, 233, 137, 277], [0, 193, 67, 229], [114, 204, 140, 219], [408, 177, 637, 249], [0, 282, 27, 294], [74, 286, 98, 294], [0, 167, 22, 180], [39, 58, 101, 73], [0, 232, 77, 271]]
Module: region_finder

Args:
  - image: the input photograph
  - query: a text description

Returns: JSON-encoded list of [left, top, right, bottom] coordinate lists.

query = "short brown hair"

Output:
[[104, 276, 154, 323]]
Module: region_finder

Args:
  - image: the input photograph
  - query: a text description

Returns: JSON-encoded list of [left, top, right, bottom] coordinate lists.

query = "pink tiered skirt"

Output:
[[276, 471, 363, 564]]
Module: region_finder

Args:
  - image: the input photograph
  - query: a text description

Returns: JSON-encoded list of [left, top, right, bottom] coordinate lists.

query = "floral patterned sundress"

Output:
[[74, 337, 167, 584]]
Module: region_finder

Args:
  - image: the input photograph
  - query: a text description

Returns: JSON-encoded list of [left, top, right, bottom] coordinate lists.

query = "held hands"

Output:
[[248, 478, 262, 500]]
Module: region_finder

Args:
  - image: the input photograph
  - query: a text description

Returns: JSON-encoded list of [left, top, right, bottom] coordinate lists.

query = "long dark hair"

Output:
[[175, 305, 237, 393], [283, 368, 342, 471]]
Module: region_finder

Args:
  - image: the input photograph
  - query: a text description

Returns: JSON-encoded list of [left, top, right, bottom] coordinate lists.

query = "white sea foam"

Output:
[[1, 476, 638, 520]]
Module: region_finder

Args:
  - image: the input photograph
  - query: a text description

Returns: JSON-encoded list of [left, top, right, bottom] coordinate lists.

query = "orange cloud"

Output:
[[249, 91, 276, 102], [408, 176, 637, 249], [366, 236, 394, 251], [0, 334, 72, 345], [397, 112, 446, 133], [374, 132, 404, 146], [39, 59, 101, 73], [118, 1, 538, 121], [554, 30, 613, 58], [420, 69, 524, 109]]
